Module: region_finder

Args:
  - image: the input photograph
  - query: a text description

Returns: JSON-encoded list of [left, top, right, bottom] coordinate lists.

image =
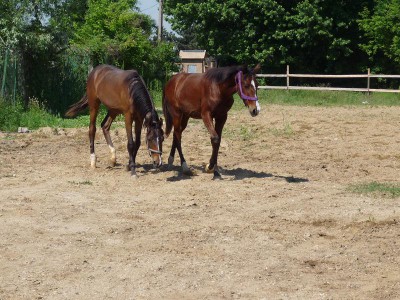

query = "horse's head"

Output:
[[236, 64, 261, 117], [145, 112, 164, 168]]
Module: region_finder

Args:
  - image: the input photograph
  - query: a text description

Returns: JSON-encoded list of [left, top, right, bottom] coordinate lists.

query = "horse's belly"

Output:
[[188, 111, 201, 119]]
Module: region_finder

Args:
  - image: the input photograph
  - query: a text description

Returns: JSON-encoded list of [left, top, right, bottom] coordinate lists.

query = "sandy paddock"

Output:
[[1, 105, 399, 299]]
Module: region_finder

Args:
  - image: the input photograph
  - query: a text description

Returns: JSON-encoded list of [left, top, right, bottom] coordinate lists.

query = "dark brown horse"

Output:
[[65, 64, 164, 177], [163, 64, 261, 179]]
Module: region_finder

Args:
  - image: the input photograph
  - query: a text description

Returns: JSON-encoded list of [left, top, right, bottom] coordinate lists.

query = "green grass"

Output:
[[269, 122, 294, 137], [1, 89, 400, 132], [348, 182, 400, 198], [256, 89, 400, 107], [68, 180, 93, 186]]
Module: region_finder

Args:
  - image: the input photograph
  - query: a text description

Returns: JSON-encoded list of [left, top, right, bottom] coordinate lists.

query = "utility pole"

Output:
[[157, 0, 163, 42]]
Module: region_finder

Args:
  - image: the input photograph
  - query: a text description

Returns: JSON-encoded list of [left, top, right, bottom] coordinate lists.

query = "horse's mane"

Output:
[[126, 71, 158, 120], [204, 65, 248, 84]]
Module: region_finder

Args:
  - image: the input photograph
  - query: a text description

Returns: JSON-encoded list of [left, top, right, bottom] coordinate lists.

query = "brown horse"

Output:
[[65, 64, 164, 177], [162, 64, 261, 179]]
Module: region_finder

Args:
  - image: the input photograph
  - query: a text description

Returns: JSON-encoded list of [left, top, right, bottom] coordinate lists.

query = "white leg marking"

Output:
[[205, 163, 214, 173], [109, 145, 116, 163], [90, 153, 96, 168]]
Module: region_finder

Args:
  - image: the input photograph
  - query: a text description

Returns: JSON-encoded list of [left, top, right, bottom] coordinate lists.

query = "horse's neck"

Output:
[[223, 75, 238, 97]]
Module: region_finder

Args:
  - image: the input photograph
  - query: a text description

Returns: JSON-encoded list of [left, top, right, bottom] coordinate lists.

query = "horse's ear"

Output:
[[239, 64, 248, 74], [144, 112, 152, 126], [253, 63, 261, 74]]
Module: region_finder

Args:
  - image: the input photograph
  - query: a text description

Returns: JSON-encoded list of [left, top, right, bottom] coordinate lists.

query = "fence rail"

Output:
[[257, 65, 400, 93]]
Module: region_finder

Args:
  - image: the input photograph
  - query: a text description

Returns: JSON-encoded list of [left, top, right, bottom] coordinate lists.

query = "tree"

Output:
[[72, 0, 177, 88], [164, 0, 285, 68], [164, 0, 374, 74], [358, 0, 400, 73], [0, 0, 176, 112], [72, 0, 154, 69]]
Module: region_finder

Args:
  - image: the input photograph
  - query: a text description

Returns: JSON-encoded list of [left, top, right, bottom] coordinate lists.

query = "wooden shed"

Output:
[[179, 50, 215, 73]]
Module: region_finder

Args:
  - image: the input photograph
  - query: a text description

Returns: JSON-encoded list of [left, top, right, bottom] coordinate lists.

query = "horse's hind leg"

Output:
[[172, 115, 191, 175], [101, 111, 117, 166], [204, 113, 227, 179], [88, 100, 100, 168]]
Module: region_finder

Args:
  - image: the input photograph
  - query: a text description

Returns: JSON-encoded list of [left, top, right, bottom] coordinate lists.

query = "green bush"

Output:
[[0, 100, 23, 131]]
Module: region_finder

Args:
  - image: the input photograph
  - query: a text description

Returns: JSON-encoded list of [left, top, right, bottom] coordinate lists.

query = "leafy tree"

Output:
[[72, 0, 154, 68], [277, 0, 373, 74], [72, 0, 177, 89], [358, 0, 400, 73], [164, 0, 285, 68], [164, 0, 374, 74], [1, 0, 176, 112]]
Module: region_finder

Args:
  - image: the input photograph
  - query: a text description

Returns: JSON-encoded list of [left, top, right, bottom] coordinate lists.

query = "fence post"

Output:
[[13, 55, 17, 105], [1, 48, 9, 98], [367, 68, 370, 96], [286, 65, 290, 90]]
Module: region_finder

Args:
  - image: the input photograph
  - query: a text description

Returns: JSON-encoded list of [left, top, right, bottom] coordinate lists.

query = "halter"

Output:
[[235, 71, 258, 101], [147, 141, 162, 155], [145, 124, 163, 156]]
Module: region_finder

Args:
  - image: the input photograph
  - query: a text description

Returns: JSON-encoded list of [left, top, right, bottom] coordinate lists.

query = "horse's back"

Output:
[[90, 65, 137, 88], [88, 65, 138, 111], [164, 72, 204, 116]]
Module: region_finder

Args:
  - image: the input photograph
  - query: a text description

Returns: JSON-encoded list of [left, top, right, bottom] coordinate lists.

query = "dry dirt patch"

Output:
[[0, 105, 399, 299]]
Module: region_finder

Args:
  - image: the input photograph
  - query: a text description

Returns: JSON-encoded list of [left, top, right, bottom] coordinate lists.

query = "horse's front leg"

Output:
[[202, 112, 227, 179], [101, 112, 117, 167], [168, 136, 177, 169], [133, 120, 142, 167], [124, 114, 137, 177]]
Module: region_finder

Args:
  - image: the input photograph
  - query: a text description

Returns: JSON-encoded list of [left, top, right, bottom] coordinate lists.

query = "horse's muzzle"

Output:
[[251, 108, 259, 117], [153, 158, 163, 168]]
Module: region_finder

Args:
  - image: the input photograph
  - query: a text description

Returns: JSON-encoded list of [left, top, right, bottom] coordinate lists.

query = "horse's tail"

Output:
[[65, 93, 89, 117], [162, 88, 173, 137]]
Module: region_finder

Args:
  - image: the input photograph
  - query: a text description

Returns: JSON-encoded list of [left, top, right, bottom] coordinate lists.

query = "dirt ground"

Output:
[[1, 105, 400, 299]]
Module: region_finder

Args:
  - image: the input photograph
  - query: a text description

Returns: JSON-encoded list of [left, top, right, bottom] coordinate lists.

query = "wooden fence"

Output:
[[257, 65, 400, 93]]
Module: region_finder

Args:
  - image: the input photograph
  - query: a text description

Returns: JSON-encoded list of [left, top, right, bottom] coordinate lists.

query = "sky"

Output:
[[137, 0, 172, 32]]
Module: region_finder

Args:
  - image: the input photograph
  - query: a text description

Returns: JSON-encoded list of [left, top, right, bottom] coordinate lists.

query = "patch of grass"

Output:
[[255, 89, 400, 107], [269, 123, 294, 137], [268, 113, 294, 138], [348, 182, 400, 198], [239, 125, 252, 141], [150, 89, 163, 108], [224, 124, 258, 141], [68, 180, 93, 186], [2, 89, 399, 132]]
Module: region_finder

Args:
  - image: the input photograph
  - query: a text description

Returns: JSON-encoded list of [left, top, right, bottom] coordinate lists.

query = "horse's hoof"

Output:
[[205, 163, 214, 173], [168, 156, 174, 166], [182, 162, 195, 176], [183, 170, 193, 176], [131, 169, 138, 178], [212, 170, 222, 180], [109, 160, 116, 167], [131, 174, 138, 179]]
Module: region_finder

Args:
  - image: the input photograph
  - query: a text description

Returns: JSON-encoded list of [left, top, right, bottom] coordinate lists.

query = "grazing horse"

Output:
[[163, 64, 261, 179], [65, 64, 164, 177]]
